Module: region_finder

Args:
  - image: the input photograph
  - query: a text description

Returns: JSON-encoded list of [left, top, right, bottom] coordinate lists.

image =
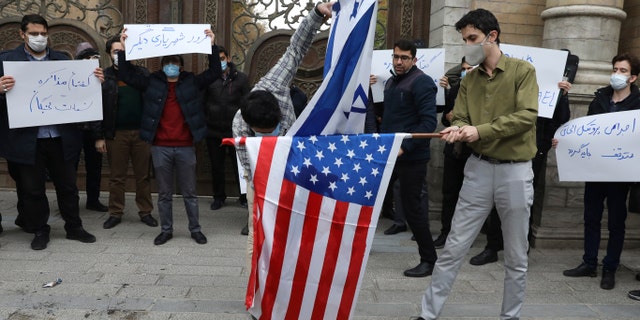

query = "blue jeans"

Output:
[[582, 181, 630, 272], [151, 146, 200, 233]]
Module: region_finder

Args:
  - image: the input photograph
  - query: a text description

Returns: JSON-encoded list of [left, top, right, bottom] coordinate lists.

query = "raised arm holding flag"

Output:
[[229, 1, 411, 319]]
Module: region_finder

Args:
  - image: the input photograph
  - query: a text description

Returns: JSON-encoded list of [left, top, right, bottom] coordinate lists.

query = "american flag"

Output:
[[243, 133, 407, 319]]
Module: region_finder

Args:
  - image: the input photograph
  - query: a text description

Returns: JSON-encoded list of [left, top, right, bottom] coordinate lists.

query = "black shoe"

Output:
[[66, 228, 96, 243], [191, 231, 207, 244], [86, 201, 108, 212], [31, 232, 50, 250], [154, 232, 173, 245], [140, 214, 158, 227], [470, 248, 498, 266], [629, 290, 640, 301], [241, 223, 249, 236], [210, 199, 224, 210], [636, 273, 640, 281], [600, 270, 616, 290], [403, 262, 434, 277], [384, 224, 407, 235], [238, 198, 248, 208], [433, 233, 447, 249], [102, 216, 121, 229], [563, 262, 597, 277]]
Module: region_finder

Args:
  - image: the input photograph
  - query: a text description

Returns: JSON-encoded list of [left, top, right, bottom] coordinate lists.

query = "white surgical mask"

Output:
[[464, 35, 488, 66], [610, 73, 629, 90], [27, 35, 48, 53], [221, 60, 228, 71], [460, 70, 467, 79], [112, 54, 119, 67]]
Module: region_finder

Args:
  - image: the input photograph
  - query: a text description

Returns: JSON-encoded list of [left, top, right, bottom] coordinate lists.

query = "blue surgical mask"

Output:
[[610, 73, 629, 90], [460, 70, 467, 79], [221, 60, 228, 71], [163, 63, 180, 78], [253, 123, 281, 137]]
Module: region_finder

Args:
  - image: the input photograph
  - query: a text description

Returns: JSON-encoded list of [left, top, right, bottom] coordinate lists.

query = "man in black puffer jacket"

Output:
[[118, 28, 221, 246]]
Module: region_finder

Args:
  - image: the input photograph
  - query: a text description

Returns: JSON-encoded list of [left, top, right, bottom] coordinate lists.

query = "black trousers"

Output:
[[80, 129, 103, 203], [389, 160, 437, 264], [206, 137, 242, 201], [440, 153, 468, 235], [10, 138, 82, 234]]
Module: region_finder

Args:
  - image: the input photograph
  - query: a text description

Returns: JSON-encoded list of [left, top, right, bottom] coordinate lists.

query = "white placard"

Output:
[[124, 24, 212, 60], [3, 60, 102, 129], [370, 49, 445, 105], [500, 44, 568, 119], [554, 110, 640, 181]]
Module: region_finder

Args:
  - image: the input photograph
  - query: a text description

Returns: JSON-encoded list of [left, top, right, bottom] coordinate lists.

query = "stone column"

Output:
[[534, 1, 631, 248]]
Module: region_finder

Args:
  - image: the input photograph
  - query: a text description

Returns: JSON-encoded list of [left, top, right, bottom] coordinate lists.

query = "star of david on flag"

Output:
[[287, 0, 377, 136]]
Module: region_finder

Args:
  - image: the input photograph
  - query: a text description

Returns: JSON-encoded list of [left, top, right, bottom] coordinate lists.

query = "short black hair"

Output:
[[240, 90, 281, 130], [612, 52, 640, 76], [393, 39, 416, 58], [219, 46, 229, 58], [455, 8, 501, 44], [76, 48, 100, 60], [21, 14, 48, 32], [161, 55, 184, 66], [105, 35, 121, 53]]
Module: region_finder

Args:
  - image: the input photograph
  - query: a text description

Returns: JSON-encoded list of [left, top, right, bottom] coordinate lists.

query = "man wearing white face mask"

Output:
[[562, 52, 640, 290], [117, 28, 221, 246], [0, 14, 104, 250], [415, 8, 538, 320], [204, 46, 250, 214]]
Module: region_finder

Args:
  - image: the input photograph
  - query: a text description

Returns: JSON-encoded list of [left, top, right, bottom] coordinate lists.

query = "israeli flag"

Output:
[[287, 0, 377, 136]]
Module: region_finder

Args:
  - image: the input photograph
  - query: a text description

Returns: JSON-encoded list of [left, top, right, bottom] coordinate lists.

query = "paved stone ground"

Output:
[[0, 189, 639, 320]]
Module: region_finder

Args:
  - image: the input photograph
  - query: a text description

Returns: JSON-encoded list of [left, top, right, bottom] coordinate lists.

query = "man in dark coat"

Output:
[[0, 14, 101, 250]]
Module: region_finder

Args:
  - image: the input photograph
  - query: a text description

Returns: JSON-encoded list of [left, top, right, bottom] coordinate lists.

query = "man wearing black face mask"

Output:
[[94, 35, 157, 230], [0, 14, 103, 250], [117, 28, 221, 246]]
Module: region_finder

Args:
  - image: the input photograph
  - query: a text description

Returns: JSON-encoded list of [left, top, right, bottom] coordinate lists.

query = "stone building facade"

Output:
[[0, 0, 638, 247]]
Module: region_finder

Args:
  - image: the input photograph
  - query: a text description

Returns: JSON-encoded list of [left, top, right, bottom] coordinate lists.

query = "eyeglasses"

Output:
[[392, 54, 412, 62]]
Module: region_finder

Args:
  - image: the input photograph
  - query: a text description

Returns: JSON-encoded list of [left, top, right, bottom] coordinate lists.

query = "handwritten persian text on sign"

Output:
[[3, 60, 102, 129], [124, 24, 212, 60], [370, 49, 445, 105], [554, 110, 640, 181], [501, 44, 568, 119]]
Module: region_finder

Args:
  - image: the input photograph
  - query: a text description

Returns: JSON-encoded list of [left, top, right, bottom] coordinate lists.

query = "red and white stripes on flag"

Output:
[[242, 133, 407, 319]]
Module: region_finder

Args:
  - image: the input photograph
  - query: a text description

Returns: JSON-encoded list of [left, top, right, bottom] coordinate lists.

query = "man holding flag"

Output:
[[231, 1, 388, 319], [232, 1, 334, 272]]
